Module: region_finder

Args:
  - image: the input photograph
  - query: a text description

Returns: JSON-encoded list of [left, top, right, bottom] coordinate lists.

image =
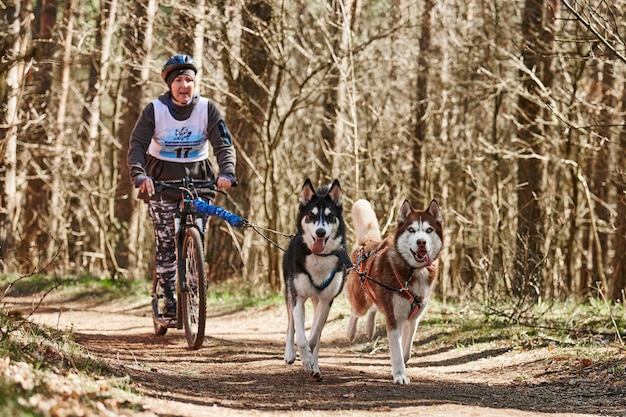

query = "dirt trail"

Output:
[[7, 293, 625, 417]]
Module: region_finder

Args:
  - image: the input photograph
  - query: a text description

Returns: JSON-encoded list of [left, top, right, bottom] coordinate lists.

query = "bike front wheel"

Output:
[[180, 227, 207, 349]]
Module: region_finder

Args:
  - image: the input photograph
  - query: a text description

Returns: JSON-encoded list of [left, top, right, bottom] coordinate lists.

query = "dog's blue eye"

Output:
[[407, 227, 415, 233], [426, 227, 433, 233]]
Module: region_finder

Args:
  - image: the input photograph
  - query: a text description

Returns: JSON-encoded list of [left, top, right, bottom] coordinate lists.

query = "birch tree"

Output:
[[0, 0, 33, 271]]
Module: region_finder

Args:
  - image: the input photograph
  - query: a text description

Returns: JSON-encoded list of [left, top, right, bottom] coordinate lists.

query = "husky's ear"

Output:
[[398, 199, 413, 223], [300, 179, 316, 206], [327, 179, 342, 206], [427, 199, 443, 224]]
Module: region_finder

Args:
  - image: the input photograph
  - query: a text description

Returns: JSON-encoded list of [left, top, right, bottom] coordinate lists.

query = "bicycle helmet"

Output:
[[161, 54, 198, 84]]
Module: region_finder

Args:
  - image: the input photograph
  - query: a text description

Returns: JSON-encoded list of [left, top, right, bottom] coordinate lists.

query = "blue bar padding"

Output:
[[193, 199, 246, 229]]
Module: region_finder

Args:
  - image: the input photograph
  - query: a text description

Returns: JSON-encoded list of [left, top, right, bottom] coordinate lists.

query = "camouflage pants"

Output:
[[146, 200, 179, 299], [146, 199, 208, 300]]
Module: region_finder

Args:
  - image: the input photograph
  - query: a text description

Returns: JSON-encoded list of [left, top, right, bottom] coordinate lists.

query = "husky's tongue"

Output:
[[415, 250, 432, 267], [311, 238, 326, 254]]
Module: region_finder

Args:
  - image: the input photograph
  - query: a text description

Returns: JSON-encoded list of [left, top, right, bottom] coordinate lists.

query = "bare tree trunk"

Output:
[[217, 0, 274, 286], [412, 0, 434, 199], [538, 0, 558, 298], [329, 0, 360, 182], [514, 0, 548, 300], [73, 0, 119, 274], [575, 44, 611, 298], [590, 60, 614, 292], [7, 1, 38, 271], [0, 2, 21, 269], [611, 79, 626, 301], [116, 0, 157, 279], [558, 55, 587, 296], [320, 2, 339, 181], [192, 0, 206, 84], [483, 1, 512, 297], [42, 0, 75, 272]]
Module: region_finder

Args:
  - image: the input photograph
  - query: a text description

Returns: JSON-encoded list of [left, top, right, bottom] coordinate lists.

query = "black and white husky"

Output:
[[283, 178, 349, 381]]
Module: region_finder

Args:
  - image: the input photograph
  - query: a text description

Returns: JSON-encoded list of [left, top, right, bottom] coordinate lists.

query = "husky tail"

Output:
[[352, 199, 381, 245]]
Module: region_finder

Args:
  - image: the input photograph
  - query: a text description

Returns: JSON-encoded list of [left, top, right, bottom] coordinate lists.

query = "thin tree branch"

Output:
[[561, 0, 626, 64]]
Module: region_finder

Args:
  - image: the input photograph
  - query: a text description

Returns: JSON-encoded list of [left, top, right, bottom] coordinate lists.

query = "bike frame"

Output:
[[151, 177, 216, 349], [173, 187, 205, 329]]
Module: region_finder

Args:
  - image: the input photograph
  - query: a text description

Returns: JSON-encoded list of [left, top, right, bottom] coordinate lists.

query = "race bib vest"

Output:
[[148, 98, 210, 162]]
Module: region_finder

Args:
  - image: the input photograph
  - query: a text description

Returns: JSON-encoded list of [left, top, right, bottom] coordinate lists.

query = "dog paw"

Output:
[[346, 316, 358, 341], [365, 314, 376, 339], [306, 367, 323, 381], [284, 347, 296, 364], [393, 374, 411, 385], [302, 361, 322, 381], [346, 328, 356, 342]]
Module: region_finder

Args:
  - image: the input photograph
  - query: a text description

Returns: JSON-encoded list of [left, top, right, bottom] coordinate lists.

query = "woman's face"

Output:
[[170, 75, 195, 105]]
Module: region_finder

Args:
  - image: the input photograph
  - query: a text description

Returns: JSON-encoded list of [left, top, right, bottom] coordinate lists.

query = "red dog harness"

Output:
[[355, 245, 423, 320]]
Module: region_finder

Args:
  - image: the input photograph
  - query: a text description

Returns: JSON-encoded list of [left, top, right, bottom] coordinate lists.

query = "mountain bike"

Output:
[[150, 177, 242, 350]]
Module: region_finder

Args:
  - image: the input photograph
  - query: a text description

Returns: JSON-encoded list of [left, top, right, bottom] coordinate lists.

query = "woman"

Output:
[[127, 54, 237, 316]]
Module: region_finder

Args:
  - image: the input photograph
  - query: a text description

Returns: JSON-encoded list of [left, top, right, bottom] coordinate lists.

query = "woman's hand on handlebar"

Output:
[[216, 176, 236, 190], [139, 177, 155, 197]]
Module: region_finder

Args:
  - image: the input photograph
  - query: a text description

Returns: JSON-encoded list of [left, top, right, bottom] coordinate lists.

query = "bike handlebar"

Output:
[[154, 177, 237, 196], [154, 178, 216, 193]]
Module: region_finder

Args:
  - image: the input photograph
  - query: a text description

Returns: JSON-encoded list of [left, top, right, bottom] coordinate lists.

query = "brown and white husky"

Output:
[[345, 198, 443, 384]]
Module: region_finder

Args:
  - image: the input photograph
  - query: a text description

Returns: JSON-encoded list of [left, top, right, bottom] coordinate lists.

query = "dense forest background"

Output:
[[1, 0, 624, 305]]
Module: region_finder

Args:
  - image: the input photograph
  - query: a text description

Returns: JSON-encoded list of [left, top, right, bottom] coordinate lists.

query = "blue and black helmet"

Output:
[[161, 54, 198, 83]]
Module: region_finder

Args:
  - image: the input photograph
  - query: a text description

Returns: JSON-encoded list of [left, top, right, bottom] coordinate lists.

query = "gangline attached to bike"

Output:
[[193, 198, 291, 252]]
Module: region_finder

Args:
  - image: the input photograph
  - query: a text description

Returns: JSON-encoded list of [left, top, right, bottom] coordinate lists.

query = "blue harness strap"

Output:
[[306, 268, 338, 291]]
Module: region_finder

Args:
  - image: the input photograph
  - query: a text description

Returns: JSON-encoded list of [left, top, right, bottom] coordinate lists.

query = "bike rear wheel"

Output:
[[180, 227, 207, 349]]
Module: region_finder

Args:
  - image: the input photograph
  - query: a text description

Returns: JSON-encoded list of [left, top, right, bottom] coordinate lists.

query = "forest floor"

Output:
[[5, 290, 626, 417]]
